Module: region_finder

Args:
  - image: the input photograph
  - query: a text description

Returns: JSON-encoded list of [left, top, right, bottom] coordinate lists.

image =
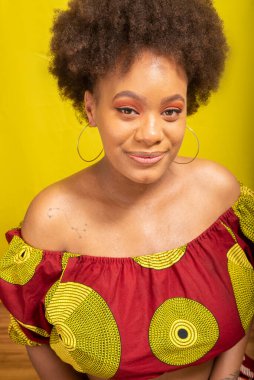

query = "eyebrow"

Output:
[[112, 91, 185, 104], [113, 91, 146, 102], [161, 94, 185, 105]]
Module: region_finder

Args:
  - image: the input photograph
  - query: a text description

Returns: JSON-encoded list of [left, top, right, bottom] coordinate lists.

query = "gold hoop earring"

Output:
[[77, 123, 104, 163], [173, 126, 200, 165]]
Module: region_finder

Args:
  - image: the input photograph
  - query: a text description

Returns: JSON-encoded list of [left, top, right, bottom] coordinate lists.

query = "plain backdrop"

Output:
[[0, 0, 253, 253]]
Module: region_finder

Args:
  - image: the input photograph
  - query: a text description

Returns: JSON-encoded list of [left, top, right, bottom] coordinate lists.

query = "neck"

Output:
[[93, 157, 178, 207]]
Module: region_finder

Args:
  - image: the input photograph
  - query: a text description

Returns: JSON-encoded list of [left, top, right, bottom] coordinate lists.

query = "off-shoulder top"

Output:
[[0, 184, 254, 380]]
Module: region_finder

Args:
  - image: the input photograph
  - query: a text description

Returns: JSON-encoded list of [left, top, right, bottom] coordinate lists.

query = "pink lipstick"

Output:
[[126, 152, 166, 165]]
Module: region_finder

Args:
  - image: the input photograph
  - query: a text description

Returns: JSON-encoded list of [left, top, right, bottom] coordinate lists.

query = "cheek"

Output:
[[166, 123, 186, 145], [97, 126, 125, 152], [98, 120, 134, 146]]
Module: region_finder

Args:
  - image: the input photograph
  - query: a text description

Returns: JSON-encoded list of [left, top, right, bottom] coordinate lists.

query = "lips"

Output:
[[126, 151, 166, 165]]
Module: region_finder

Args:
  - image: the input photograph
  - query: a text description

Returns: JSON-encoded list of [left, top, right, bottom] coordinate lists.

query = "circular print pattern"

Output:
[[227, 243, 254, 332], [0, 236, 43, 285], [45, 282, 121, 379], [149, 298, 219, 366]]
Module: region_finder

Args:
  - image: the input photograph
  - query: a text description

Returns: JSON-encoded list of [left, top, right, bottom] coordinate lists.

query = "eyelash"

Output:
[[163, 108, 182, 117], [116, 107, 138, 115], [115, 107, 182, 119]]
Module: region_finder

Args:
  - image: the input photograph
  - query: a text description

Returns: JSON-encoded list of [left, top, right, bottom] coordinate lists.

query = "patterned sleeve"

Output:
[[232, 184, 254, 265], [0, 228, 64, 346]]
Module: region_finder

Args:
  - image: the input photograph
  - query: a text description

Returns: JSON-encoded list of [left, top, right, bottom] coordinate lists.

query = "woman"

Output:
[[0, 0, 253, 379]]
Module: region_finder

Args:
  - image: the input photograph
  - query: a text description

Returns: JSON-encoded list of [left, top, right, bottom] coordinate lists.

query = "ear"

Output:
[[84, 91, 96, 126]]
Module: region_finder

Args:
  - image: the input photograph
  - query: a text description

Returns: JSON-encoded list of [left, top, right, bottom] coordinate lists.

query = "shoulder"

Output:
[[21, 181, 70, 251], [190, 158, 240, 212], [21, 169, 93, 251]]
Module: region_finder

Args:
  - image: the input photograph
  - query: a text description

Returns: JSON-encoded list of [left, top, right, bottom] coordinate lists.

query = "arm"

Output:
[[209, 330, 250, 380], [26, 345, 88, 380], [22, 186, 88, 378], [245, 323, 254, 359]]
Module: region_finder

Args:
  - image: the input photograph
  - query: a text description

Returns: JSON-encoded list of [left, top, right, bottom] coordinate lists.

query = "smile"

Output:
[[126, 151, 166, 165]]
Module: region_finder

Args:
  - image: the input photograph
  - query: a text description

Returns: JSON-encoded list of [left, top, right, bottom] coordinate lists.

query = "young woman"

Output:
[[0, 1, 253, 379]]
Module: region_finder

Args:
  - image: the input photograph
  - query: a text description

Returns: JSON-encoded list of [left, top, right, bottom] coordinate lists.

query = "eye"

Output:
[[116, 107, 138, 115], [163, 108, 182, 121]]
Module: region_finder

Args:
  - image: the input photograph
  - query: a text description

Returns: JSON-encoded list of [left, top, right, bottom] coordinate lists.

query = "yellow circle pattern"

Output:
[[133, 246, 187, 270], [232, 184, 254, 243], [0, 236, 43, 285], [55, 323, 77, 352], [227, 243, 254, 332], [169, 320, 197, 348], [45, 282, 121, 379], [149, 298, 219, 366]]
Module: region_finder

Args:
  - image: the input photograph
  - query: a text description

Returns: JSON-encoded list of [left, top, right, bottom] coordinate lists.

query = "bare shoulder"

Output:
[[21, 169, 93, 251], [191, 158, 240, 211], [21, 181, 70, 251]]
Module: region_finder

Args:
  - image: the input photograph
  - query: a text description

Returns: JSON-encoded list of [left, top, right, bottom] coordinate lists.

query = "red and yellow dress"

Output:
[[0, 184, 254, 380]]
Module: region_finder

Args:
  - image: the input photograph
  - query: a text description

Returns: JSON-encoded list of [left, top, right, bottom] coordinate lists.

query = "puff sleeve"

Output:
[[0, 229, 64, 346], [232, 185, 254, 266], [233, 185, 254, 243]]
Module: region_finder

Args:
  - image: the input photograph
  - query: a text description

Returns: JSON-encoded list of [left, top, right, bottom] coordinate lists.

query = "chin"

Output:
[[126, 171, 167, 185], [108, 158, 170, 185]]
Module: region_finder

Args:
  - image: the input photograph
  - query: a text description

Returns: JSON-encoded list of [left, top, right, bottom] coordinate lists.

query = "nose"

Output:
[[134, 115, 163, 146]]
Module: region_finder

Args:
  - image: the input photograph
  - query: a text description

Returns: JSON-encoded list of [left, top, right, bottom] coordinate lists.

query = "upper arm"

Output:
[[26, 345, 87, 380], [22, 185, 87, 380], [209, 330, 250, 380]]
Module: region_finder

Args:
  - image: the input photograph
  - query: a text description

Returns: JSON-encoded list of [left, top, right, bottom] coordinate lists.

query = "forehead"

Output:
[[95, 50, 188, 97]]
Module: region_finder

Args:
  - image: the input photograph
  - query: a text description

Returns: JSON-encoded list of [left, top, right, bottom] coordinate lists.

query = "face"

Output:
[[85, 50, 188, 185]]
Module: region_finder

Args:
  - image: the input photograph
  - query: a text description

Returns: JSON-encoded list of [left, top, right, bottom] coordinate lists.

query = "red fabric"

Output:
[[239, 354, 254, 379], [0, 231, 64, 344], [0, 206, 254, 379]]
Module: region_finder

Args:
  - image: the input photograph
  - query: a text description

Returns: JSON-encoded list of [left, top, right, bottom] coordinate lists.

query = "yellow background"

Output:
[[0, 1, 253, 252]]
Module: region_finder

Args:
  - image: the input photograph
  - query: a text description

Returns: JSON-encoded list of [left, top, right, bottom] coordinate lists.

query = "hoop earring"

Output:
[[173, 126, 200, 165], [77, 123, 104, 163]]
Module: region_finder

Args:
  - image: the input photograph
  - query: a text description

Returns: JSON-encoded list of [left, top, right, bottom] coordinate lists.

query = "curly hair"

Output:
[[49, 0, 228, 117]]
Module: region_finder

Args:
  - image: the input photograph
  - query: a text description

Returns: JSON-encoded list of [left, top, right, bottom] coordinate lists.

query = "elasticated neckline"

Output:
[[9, 183, 248, 263]]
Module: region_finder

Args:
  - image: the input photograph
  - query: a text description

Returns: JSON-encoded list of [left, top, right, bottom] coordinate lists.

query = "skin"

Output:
[[245, 327, 254, 359], [85, 52, 187, 187], [23, 51, 249, 379]]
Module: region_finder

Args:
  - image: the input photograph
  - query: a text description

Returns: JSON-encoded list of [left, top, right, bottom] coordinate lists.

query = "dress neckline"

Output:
[[10, 183, 247, 263], [12, 206, 236, 263], [64, 206, 236, 261]]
